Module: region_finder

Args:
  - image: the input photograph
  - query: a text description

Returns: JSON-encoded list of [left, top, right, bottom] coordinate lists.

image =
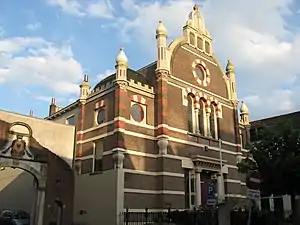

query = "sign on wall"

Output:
[[207, 181, 216, 206]]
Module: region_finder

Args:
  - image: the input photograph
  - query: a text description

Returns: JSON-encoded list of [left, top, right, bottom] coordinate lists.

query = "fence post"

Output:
[[145, 208, 148, 224], [125, 207, 129, 225], [167, 207, 171, 223]]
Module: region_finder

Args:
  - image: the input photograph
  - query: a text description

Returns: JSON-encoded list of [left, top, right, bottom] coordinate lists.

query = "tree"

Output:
[[238, 121, 300, 224], [239, 121, 300, 195]]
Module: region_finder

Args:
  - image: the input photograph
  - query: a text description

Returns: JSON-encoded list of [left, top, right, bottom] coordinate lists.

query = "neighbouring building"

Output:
[[0, 109, 75, 225], [250, 111, 300, 142], [46, 4, 252, 225]]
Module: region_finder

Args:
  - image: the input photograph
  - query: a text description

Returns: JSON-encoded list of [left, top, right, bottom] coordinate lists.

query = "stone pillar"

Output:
[[217, 173, 225, 203], [205, 107, 211, 136], [195, 167, 202, 206], [35, 186, 46, 225], [113, 149, 125, 225]]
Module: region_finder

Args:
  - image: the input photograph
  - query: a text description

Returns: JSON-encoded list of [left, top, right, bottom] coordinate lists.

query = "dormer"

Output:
[[183, 4, 212, 56]]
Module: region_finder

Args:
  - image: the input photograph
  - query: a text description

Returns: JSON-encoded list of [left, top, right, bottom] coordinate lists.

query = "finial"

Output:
[[156, 20, 167, 36], [240, 101, 249, 114], [84, 74, 88, 82], [116, 47, 128, 65], [193, 4, 199, 11], [226, 60, 235, 72], [51, 98, 56, 105]]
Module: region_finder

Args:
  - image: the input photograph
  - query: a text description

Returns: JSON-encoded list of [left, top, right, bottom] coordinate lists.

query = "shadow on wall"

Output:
[[0, 168, 35, 214]]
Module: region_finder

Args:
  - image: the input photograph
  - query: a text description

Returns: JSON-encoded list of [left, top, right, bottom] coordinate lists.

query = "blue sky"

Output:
[[0, 0, 300, 120]]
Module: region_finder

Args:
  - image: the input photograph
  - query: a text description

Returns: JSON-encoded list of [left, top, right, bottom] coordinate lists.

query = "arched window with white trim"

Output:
[[210, 104, 218, 139], [187, 94, 194, 133]]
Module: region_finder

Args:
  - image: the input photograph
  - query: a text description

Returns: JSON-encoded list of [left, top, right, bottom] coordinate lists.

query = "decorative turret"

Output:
[[240, 101, 250, 125], [156, 21, 169, 73], [183, 4, 212, 54], [79, 74, 90, 102], [115, 47, 128, 83], [226, 60, 238, 103]]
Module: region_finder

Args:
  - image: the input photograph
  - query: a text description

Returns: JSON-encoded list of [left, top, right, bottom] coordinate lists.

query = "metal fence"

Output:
[[120, 207, 218, 225]]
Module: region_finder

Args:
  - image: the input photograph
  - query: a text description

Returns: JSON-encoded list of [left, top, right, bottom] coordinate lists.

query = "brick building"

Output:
[[46, 5, 251, 225], [250, 111, 300, 142]]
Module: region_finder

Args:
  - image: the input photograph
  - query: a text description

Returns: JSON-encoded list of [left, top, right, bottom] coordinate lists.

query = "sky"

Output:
[[0, 0, 300, 120]]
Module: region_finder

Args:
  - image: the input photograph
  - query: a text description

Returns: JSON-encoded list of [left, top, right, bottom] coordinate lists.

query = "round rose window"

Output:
[[195, 65, 204, 80], [130, 104, 144, 122], [97, 109, 105, 124]]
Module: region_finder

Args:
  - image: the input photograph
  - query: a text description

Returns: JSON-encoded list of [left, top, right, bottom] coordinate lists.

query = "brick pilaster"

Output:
[[232, 101, 241, 152], [156, 70, 169, 136], [76, 101, 85, 157], [114, 81, 128, 149]]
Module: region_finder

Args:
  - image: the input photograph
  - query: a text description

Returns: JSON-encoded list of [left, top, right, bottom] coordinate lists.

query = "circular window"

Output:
[[130, 104, 144, 122], [97, 109, 105, 124], [195, 65, 204, 80]]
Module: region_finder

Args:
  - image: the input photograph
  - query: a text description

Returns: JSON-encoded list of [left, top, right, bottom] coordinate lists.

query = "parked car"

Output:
[[0, 210, 30, 225]]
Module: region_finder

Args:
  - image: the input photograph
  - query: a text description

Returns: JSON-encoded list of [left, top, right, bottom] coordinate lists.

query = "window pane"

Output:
[[66, 116, 75, 125], [94, 141, 103, 172], [195, 66, 204, 80], [210, 106, 216, 138], [187, 96, 193, 132], [81, 158, 93, 174], [94, 159, 102, 172], [131, 104, 144, 122], [97, 109, 105, 124], [197, 37, 203, 50], [198, 102, 204, 135]]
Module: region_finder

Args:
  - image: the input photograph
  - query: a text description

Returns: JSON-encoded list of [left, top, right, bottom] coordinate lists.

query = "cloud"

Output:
[[106, 0, 300, 119], [96, 69, 115, 80], [47, 0, 115, 19], [0, 37, 83, 95], [26, 22, 42, 31]]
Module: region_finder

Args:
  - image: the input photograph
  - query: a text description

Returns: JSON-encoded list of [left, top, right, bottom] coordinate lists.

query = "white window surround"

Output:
[[94, 107, 105, 126], [188, 31, 212, 56], [188, 96, 218, 139], [130, 101, 147, 125]]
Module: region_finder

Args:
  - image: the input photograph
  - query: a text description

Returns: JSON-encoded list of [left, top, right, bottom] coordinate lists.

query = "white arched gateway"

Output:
[[0, 118, 75, 225]]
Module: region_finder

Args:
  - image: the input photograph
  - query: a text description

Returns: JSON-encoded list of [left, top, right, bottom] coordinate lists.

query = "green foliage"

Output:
[[239, 120, 300, 196]]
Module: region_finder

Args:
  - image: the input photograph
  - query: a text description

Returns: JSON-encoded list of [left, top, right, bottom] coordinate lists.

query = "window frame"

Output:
[[94, 107, 106, 126], [130, 101, 147, 124], [209, 104, 218, 139], [65, 115, 75, 125]]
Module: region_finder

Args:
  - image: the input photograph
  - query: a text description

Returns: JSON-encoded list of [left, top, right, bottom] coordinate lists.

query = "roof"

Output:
[[93, 65, 156, 91], [250, 110, 300, 128]]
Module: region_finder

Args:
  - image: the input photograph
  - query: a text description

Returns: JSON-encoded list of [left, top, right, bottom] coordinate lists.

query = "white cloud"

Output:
[[26, 22, 42, 31], [47, 0, 115, 19], [0, 37, 83, 95], [97, 69, 115, 80], [107, 0, 300, 119]]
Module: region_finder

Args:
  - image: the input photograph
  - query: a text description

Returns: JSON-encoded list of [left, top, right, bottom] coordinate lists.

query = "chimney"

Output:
[[29, 110, 34, 117], [49, 98, 57, 116]]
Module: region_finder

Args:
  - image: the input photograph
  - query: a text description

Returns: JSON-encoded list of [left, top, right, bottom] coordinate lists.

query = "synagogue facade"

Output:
[[46, 5, 251, 225]]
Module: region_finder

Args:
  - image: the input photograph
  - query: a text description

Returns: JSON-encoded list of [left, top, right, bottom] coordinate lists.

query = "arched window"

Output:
[[210, 105, 217, 138], [198, 100, 205, 135], [187, 95, 194, 133]]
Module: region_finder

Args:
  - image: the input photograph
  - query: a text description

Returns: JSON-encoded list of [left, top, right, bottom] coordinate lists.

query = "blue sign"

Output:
[[207, 182, 216, 206]]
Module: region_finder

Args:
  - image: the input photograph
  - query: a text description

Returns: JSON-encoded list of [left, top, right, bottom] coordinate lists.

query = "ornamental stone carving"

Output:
[[157, 137, 169, 155]]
